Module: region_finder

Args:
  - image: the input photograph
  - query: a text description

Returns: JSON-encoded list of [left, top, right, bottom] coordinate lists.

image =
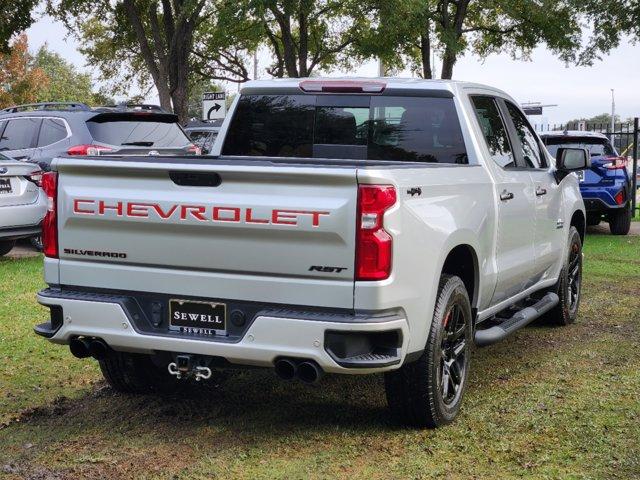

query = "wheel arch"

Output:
[[570, 209, 586, 244], [440, 244, 479, 309]]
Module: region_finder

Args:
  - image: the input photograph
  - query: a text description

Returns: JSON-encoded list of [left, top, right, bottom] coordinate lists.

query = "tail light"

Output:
[[356, 185, 397, 281], [604, 156, 628, 170], [41, 172, 58, 258], [25, 171, 43, 187], [186, 144, 202, 155], [614, 189, 626, 205], [67, 144, 114, 156]]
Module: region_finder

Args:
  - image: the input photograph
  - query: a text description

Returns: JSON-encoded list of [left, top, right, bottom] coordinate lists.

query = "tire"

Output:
[[30, 235, 43, 252], [99, 351, 182, 394], [0, 240, 15, 257], [385, 275, 472, 428], [545, 226, 583, 326], [609, 202, 631, 235]]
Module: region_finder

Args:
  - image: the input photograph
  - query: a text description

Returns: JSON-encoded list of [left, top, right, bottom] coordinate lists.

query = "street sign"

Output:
[[522, 106, 543, 116], [203, 91, 226, 121]]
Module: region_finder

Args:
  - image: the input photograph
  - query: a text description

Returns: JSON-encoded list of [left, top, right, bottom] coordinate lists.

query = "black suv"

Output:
[[0, 102, 200, 170]]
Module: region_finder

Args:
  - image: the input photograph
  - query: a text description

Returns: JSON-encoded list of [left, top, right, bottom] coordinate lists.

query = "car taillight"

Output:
[[186, 144, 202, 155], [356, 185, 397, 281], [67, 144, 114, 156], [25, 171, 43, 187], [41, 172, 58, 258], [614, 189, 626, 205], [604, 156, 628, 170]]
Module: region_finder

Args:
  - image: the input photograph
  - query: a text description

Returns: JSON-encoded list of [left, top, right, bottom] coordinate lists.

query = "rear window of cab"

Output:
[[222, 94, 468, 164]]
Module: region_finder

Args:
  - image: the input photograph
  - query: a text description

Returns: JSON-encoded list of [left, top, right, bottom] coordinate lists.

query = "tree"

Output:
[[248, 0, 373, 78], [575, 0, 640, 64], [32, 45, 100, 105], [0, 0, 38, 52], [0, 34, 48, 108], [48, 0, 259, 122], [368, 0, 583, 79]]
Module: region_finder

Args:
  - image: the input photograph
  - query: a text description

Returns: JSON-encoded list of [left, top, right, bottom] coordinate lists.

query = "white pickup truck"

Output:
[[35, 78, 590, 428]]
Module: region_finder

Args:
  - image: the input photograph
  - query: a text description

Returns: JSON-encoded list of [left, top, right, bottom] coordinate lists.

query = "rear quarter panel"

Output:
[[355, 164, 496, 355]]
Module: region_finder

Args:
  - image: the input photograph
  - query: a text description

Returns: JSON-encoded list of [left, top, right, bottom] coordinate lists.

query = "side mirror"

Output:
[[556, 147, 591, 172]]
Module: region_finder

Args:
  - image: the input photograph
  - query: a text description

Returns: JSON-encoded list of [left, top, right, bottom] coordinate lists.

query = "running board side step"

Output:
[[474, 292, 559, 347]]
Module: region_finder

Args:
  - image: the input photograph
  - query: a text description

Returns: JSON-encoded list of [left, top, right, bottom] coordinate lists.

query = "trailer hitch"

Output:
[[168, 354, 212, 381]]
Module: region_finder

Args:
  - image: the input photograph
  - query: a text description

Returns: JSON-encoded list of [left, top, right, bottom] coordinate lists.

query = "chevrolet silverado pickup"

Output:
[[35, 78, 590, 428]]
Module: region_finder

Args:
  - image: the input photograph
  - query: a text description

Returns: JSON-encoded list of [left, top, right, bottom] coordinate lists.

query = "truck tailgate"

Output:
[[54, 158, 358, 309]]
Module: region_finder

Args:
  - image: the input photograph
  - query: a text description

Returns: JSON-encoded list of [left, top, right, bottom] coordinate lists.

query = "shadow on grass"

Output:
[[13, 317, 585, 441]]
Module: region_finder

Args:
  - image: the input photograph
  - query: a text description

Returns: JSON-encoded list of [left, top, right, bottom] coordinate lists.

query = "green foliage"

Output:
[[0, 0, 38, 52], [366, 0, 584, 79], [32, 45, 104, 105], [248, 0, 375, 77], [574, 0, 640, 65]]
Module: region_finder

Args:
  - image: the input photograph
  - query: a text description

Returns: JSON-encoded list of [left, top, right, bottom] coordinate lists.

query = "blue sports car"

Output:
[[541, 131, 633, 235]]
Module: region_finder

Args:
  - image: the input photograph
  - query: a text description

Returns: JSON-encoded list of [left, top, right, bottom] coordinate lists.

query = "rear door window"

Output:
[[470, 96, 515, 168], [0, 118, 41, 151], [37, 118, 68, 147], [504, 102, 547, 169], [87, 117, 191, 147], [222, 94, 468, 163]]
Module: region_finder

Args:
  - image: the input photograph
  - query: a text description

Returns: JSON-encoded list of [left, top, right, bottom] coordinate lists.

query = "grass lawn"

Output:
[[1, 235, 639, 479]]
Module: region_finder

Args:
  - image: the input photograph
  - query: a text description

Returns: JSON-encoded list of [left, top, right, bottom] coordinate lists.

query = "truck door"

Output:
[[470, 96, 537, 305], [502, 101, 564, 283]]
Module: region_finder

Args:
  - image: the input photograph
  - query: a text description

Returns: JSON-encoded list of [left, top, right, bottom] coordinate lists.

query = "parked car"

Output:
[[0, 152, 46, 257], [35, 78, 589, 428], [540, 130, 633, 235], [184, 119, 223, 154], [0, 102, 201, 171]]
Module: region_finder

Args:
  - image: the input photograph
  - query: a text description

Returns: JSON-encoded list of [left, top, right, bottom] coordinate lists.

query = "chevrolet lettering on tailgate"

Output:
[[72, 199, 330, 227]]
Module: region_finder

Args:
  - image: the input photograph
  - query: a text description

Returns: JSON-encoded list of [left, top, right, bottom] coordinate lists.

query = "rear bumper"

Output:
[[0, 223, 41, 240], [0, 192, 46, 239], [580, 182, 630, 212], [582, 197, 626, 213], [36, 289, 410, 374]]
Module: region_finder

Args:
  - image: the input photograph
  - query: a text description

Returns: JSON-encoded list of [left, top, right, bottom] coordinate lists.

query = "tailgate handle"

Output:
[[169, 171, 221, 187]]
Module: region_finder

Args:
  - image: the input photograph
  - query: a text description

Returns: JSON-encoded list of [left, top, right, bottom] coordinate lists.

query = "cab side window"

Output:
[[505, 102, 547, 169], [470, 95, 515, 168]]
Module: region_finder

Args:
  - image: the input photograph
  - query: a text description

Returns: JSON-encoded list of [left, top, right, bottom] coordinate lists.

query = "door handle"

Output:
[[500, 190, 514, 201], [535, 186, 547, 196]]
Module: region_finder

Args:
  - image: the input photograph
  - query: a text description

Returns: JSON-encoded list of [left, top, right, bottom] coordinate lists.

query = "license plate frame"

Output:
[[169, 299, 226, 335], [0, 178, 12, 194]]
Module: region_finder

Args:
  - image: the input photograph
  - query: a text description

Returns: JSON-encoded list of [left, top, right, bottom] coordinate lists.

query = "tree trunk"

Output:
[[298, 3, 309, 77], [420, 28, 432, 79], [440, 47, 456, 79]]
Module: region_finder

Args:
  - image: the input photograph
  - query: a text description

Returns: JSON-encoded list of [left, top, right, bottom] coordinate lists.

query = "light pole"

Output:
[[610, 89, 615, 135]]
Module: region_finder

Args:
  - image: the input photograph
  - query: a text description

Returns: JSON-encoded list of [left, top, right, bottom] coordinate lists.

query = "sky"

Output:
[[25, 14, 640, 125]]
